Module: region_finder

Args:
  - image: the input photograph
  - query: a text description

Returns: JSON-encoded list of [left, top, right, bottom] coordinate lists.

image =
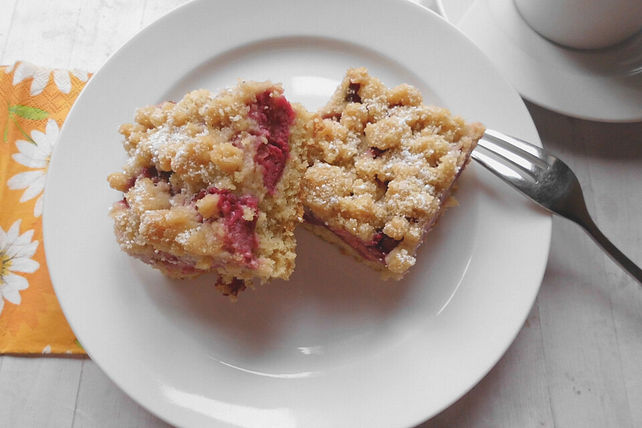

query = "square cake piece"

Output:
[[107, 82, 312, 298], [302, 68, 484, 279]]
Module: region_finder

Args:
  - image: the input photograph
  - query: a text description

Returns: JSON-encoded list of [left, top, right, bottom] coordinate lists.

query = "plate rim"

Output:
[[450, 0, 642, 123]]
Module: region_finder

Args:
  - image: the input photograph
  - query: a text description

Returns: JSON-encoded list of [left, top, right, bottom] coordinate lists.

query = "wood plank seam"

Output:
[[70, 359, 86, 428], [536, 299, 560, 428], [65, 3, 85, 70], [139, 0, 149, 30], [576, 124, 634, 426], [607, 288, 635, 425]]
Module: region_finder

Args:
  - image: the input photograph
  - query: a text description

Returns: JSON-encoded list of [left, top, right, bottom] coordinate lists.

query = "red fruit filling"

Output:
[[196, 187, 259, 266], [303, 210, 400, 264], [322, 112, 342, 121], [249, 90, 296, 194], [369, 147, 386, 158], [345, 82, 362, 103], [140, 166, 171, 182], [217, 277, 247, 298], [123, 166, 173, 192], [143, 251, 198, 276]]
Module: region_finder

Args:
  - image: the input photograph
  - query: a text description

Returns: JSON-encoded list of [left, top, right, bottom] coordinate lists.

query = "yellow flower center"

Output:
[[0, 251, 11, 282]]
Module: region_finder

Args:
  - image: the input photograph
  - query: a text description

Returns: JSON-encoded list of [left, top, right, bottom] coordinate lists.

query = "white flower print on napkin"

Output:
[[6, 61, 88, 96], [0, 220, 39, 316], [7, 119, 59, 217]]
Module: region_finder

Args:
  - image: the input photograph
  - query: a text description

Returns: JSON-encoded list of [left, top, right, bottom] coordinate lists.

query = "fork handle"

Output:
[[579, 217, 642, 284]]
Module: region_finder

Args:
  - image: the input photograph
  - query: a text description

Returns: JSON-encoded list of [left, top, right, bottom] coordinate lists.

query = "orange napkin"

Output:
[[0, 62, 89, 354]]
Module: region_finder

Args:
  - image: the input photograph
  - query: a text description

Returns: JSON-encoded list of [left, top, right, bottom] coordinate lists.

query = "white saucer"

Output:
[[443, 0, 642, 122]]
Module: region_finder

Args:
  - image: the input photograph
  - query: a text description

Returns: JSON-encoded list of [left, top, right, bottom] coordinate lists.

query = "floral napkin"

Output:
[[0, 62, 89, 355]]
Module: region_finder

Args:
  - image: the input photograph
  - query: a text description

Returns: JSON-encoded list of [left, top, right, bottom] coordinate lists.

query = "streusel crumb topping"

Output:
[[108, 81, 312, 298], [303, 68, 484, 277]]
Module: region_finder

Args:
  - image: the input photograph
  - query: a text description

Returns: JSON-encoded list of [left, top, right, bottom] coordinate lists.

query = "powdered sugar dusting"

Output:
[[175, 229, 195, 246], [107, 82, 311, 298], [304, 67, 484, 277]]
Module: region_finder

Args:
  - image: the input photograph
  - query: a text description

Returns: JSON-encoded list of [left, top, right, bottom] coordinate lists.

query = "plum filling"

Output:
[[195, 187, 259, 266], [322, 112, 342, 121], [369, 147, 386, 158], [249, 90, 296, 194], [332, 228, 401, 264], [303, 210, 401, 264], [143, 251, 198, 276], [119, 166, 173, 208], [345, 82, 362, 103], [217, 277, 247, 298], [122, 166, 172, 192], [141, 166, 172, 182]]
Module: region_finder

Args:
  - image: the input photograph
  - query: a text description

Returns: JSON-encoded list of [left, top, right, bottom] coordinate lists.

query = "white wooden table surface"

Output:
[[1, 1, 641, 427]]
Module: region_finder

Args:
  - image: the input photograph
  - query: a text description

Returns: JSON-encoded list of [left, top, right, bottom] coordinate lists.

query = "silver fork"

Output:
[[472, 129, 642, 284]]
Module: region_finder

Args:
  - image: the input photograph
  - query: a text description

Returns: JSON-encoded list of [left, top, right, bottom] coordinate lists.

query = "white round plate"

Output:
[[437, 0, 470, 24], [44, 0, 551, 426], [445, 0, 642, 122]]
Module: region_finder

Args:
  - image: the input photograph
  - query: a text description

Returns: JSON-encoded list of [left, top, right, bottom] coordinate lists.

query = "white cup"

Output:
[[514, 0, 642, 50]]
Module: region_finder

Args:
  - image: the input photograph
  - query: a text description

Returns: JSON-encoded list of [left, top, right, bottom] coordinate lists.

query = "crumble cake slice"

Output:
[[107, 82, 312, 298], [303, 68, 484, 279]]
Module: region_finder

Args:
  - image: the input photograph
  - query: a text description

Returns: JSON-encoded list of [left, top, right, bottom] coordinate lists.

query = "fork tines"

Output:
[[472, 129, 548, 182]]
